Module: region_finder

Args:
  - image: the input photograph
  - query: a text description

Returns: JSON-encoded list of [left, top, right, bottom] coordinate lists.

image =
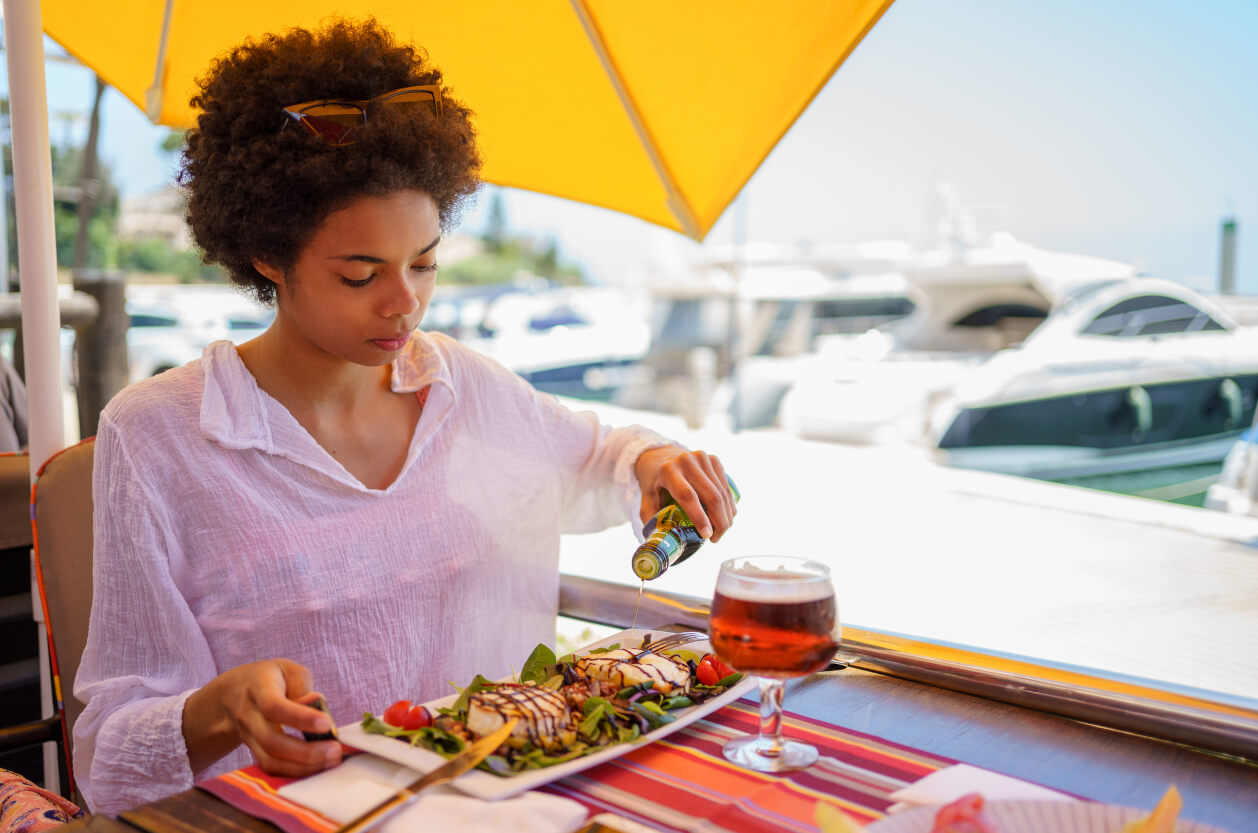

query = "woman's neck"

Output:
[[235, 325, 393, 418]]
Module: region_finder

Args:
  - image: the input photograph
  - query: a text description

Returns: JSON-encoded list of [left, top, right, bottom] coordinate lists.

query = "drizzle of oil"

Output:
[[632, 579, 644, 631]]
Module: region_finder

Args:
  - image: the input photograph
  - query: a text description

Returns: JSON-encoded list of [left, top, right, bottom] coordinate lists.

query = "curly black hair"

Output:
[[179, 18, 482, 304]]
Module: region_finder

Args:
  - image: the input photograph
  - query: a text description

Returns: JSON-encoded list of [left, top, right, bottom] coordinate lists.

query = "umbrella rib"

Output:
[[145, 0, 176, 121], [568, 0, 701, 240]]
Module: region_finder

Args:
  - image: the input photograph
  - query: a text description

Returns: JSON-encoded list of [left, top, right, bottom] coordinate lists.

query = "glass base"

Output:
[[722, 734, 819, 772]]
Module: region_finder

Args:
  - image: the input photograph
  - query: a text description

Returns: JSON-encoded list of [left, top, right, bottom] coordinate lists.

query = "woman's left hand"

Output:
[[634, 447, 736, 542]]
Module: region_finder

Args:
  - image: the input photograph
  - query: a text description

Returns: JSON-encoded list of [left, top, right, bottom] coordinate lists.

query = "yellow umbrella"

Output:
[[42, 0, 893, 240], [11, 0, 895, 473]]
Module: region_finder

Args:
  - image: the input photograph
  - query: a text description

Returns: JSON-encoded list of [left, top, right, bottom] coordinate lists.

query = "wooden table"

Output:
[[60, 666, 1258, 833]]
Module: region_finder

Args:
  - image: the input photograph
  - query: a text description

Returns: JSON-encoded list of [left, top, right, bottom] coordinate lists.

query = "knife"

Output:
[[333, 718, 518, 833]]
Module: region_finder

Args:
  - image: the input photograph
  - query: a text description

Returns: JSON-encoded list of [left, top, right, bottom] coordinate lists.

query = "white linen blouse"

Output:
[[73, 334, 669, 816]]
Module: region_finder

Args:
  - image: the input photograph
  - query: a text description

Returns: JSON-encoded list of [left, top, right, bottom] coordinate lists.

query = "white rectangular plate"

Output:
[[337, 628, 754, 800]]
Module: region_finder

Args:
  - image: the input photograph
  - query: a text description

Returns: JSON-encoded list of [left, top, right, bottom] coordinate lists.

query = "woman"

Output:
[[74, 20, 736, 816]]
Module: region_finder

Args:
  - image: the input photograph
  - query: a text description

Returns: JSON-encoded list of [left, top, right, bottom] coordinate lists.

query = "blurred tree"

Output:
[[484, 190, 508, 255], [159, 130, 187, 155], [117, 237, 220, 282], [73, 75, 107, 270], [114, 127, 221, 283], [456, 190, 583, 286], [537, 238, 559, 280], [51, 143, 118, 270]]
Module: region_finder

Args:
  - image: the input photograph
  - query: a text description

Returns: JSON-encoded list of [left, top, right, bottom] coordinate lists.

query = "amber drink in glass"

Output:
[[709, 556, 839, 771]]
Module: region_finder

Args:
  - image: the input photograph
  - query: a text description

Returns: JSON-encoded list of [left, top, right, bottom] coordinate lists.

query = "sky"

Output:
[[7, 0, 1258, 292]]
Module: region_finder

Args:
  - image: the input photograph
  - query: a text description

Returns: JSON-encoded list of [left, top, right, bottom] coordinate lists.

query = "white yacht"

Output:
[[438, 284, 653, 401], [932, 278, 1258, 505], [776, 233, 1136, 443]]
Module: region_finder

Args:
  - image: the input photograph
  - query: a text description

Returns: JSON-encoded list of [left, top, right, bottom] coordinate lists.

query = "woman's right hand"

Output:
[[182, 658, 342, 777]]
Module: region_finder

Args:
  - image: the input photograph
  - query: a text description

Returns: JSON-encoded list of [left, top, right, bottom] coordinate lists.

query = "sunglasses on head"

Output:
[[281, 85, 442, 146]]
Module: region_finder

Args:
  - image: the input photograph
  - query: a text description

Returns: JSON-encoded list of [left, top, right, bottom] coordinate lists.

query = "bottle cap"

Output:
[[633, 545, 668, 581]]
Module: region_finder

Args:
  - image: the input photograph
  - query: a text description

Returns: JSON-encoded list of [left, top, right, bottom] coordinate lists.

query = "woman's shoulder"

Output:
[[410, 330, 520, 382], [100, 361, 205, 435]]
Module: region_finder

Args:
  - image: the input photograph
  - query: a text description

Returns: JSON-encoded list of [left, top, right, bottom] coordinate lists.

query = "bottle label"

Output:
[[642, 505, 691, 539]]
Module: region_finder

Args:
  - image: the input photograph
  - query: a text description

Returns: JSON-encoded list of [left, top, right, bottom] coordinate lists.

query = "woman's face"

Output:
[[260, 189, 442, 366]]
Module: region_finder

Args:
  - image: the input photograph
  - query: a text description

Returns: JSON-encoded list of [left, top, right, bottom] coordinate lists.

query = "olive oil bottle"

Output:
[[632, 476, 739, 580]]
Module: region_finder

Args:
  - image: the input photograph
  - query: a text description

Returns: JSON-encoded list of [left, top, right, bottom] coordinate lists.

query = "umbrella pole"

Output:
[[4, 0, 67, 795], [5, 0, 66, 469]]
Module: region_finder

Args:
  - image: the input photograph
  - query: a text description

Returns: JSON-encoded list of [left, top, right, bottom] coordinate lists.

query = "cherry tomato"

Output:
[[698, 654, 735, 683], [383, 700, 412, 726], [401, 705, 432, 731], [695, 658, 720, 686]]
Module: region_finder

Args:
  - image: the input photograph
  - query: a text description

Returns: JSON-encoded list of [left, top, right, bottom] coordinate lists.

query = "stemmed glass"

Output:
[[709, 556, 840, 771]]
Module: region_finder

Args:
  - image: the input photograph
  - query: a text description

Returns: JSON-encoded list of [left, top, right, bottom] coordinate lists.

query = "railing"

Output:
[[558, 574, 1258, 762]]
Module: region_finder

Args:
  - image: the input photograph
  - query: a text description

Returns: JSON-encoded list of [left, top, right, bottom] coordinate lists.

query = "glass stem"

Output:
[[756, 677, 785, 758]]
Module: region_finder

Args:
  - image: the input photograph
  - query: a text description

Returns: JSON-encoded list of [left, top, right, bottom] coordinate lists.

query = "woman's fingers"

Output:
[[232, 661, 342, 775], [700, 454, 736, 541], [635, 447, 738, 542], [660, 451, 735, 540], [242, 723, 340, 776]]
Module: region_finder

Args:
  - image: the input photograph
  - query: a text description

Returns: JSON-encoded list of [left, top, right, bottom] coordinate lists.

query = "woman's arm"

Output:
[[477, 353, 736, 540], [74, 415, 337, 815]]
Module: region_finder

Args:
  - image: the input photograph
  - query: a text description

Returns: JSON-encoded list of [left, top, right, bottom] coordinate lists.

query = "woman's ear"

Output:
[[252, 258, 285, 288]]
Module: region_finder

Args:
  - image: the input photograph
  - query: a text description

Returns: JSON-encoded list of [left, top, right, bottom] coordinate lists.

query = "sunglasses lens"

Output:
[[297, 104, 364, 144], [283, 87, 441, 146], [379, 89, 439, 116]]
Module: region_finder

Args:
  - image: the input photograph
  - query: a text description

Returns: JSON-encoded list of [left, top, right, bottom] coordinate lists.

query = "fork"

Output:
[[641, 630, 707, 651]]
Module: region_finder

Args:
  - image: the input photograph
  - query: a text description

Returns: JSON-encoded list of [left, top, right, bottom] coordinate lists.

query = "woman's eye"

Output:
[[413, 261, 439, 273], [341, 275, 374, 288]]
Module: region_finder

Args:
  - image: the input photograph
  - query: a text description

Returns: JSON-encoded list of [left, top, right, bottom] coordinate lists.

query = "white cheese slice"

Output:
[[576, 648, 690, 695], [466, 685, 572, 750]]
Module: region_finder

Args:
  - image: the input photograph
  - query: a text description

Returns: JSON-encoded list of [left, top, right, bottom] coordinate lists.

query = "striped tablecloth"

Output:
[[200, 699, 957, 833]]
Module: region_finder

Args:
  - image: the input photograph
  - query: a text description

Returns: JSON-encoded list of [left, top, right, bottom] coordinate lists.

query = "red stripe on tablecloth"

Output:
[[198, 767, 337, 833], [671, 727, 919, 801]]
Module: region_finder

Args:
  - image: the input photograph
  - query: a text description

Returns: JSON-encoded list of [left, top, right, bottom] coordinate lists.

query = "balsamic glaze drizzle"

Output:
[[469, 685, 570, 750]]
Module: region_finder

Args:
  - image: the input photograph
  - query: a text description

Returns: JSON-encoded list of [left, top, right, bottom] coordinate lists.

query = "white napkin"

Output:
[[887, 763, 1075, 813], [276, 755, 589, 833]]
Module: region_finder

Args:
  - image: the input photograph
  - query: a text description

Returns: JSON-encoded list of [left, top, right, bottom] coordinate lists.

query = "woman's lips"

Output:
[[371, 333, 411, 351]]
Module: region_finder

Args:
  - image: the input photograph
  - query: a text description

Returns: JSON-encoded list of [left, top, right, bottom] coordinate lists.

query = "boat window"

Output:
[[1134, 309, 1224, 336], [227, 317, 269, 331], [1085, 295, 1227, 337], [129, 313, 179, 328], [952, 304, 1048, 328], [813, 297, 916, 335]]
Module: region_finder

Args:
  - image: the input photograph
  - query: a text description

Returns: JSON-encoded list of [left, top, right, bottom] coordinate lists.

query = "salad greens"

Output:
[[361, 637, 742, 776]]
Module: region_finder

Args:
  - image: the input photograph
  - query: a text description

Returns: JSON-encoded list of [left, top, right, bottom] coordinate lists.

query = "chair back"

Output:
[[31, 439, 96, 758], [0, 453, 31, 550]]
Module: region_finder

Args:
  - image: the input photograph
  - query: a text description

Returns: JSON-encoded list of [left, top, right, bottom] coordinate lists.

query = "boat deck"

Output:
[[559, 402, 1258, 703]]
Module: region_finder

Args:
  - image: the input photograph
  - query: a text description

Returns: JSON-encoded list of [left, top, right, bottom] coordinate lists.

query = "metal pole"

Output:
[[1219, 216, 1238, 296], [4, 0, 66, 794]]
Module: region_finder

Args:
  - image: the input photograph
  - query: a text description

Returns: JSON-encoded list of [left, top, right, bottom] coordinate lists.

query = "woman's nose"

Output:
[[379, 269, 420, 318]]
